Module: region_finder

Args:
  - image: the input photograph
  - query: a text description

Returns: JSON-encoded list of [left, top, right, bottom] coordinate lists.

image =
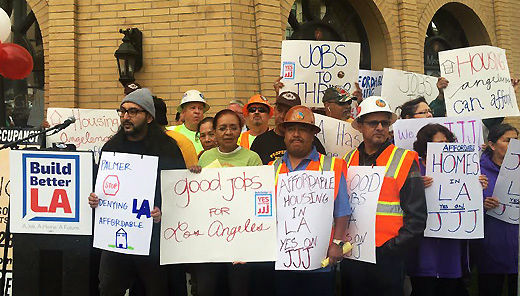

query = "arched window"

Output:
[[424, 6, 470, 76], [0, 0, 44, 127], [285, 0, 371, 69]]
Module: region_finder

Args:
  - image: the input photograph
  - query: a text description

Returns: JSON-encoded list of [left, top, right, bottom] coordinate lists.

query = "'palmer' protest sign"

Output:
[[439, 45, 520, 119], [314, 113, 362, 158], [276, 170, 334, 271], [93, 152, 158, 255], [424, 143, 484, 239], [280, 40, 360, 107], [358, 70, 383, 98], [160, 166, 276, 264], [393, 117, 484, 151], [381, 68, 439, 110], [46, 108, 120, 162], [488, 138, 520, 224], [345, 166, 384, 264], [9, 150, 93, 235]]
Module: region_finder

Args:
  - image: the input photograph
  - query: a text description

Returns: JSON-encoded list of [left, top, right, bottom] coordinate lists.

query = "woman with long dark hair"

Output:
[[408, 124, 487, 296], [473, 123, 519, 296]]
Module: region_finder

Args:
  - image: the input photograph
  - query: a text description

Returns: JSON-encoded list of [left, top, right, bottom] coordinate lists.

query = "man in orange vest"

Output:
[[238, 94, 273, 149], [340, 96, 426, 296], [270, 105, 350, 296]]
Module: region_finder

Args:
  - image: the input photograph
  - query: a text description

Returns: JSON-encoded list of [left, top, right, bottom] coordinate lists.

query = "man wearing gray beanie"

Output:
[[88, 88, 186, 295]]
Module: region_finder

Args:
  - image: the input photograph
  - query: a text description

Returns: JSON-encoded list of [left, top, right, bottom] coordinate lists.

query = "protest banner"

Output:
[[160, 166, 276, 264], [424, 143, 484, 239], [381, 68, 439, 110], [358, 70, 383, 98], [439, 45, 520, 119], [0, 127, 43, 147], [488, 138, 520, 224], [393, 117, 484, 151], [276, 170, 334, 270], [280, 40, 361, 107], [93, 152, 158, 255], [9, 150, 93, 235], [0, 150, 13, 280], [314, 114, 362, 158], [46, 108, 120, 162], [344, 166, 383, 264]]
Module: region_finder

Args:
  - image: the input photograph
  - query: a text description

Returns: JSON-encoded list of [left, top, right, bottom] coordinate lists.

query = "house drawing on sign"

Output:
[[441, 60, 456, 75], [115, 228, 128, 249]]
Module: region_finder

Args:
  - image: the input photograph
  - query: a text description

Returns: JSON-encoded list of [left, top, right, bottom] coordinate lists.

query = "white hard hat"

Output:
[[352, 96, 397, 130], [177, 90, 210, 113]]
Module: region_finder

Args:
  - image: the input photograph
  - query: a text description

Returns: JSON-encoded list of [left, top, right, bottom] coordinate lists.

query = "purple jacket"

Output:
[[406, 160, 468, 278], [471, 152, 518, 274]]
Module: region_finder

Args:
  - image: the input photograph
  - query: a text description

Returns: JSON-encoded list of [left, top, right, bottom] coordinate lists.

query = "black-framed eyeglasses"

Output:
[[117, 107, 146, 117], [361, 120, 391, 128], [248, 106, 268, 114], [414, 109, 433, 116]]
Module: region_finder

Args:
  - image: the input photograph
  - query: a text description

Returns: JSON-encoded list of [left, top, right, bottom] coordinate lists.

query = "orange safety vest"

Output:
[[343, 144, 419, 247], [238, 130, 252, 149]]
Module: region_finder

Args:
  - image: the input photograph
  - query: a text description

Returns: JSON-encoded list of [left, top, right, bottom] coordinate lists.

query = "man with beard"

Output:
[[88, 88, 186, 296], [238, 94, 273, 149], [269, 105, 350, 296], [250, 91, 326, 164], [169, 89, 210, 154], [340, 96, 426, 296]]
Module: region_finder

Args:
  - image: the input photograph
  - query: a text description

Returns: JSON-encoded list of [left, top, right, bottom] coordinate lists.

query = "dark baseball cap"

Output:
[[276, 91, 301, 107], [322, 86, 353, 104]]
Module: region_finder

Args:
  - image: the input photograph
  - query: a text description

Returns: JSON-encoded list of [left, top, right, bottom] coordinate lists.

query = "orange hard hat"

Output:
[[243, 94, 274, 117], [278, 105, 320, 134]]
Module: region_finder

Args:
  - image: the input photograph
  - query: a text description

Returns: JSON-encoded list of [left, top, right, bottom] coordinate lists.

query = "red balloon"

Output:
[[0, 43, 33, 80]]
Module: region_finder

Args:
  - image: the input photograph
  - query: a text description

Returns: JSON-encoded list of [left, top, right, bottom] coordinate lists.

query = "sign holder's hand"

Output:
[[151, 206, 161, 223], [88, 192, 99, 208], [321, 242, 353, 267]]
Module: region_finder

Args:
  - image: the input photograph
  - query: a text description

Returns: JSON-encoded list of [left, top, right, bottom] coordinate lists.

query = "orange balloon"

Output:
[[0, 43, 33, 80]]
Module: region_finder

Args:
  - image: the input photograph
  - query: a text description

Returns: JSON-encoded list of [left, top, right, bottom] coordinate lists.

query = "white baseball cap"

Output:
[[177, 90, 210, 113], [352, 96, 397, 130]]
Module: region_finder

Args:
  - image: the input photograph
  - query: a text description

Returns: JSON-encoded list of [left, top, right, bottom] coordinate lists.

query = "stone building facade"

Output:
[[19, 0, 520, 125]]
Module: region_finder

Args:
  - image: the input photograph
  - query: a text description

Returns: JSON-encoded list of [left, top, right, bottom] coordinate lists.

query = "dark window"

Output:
[[286, 0, 371, 70], [1, 0, 44, 127], [424, 7, 469, 76]]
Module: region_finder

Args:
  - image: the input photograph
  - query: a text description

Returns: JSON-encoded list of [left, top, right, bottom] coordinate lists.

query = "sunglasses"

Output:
[[248, 107, 268, 114], [361, 120, 391, 128]]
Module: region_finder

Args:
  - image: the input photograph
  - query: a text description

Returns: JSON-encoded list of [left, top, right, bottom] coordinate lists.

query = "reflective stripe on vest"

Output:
[[343, 146, 407, 217]]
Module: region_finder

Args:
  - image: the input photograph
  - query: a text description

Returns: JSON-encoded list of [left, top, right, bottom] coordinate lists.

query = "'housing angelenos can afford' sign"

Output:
[[9, 150, 93, 235]]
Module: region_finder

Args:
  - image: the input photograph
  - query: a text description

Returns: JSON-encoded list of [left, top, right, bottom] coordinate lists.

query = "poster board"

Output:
[[314, 113, 362, 158], [488, 138, 520, 223], [9, 150, 93, 235], [46, 108, 120, 162], [344, 166, 384, 264], [93, 152, 158, 255], [438, 45, 520, 119], [381, 68, 439, 110], [160, 166, 276, 264], [280, 40, 361, 107], [0, 149, 13, 290], [393, 117, 484, 151], [424, 143, 484, 239], [276, 170, 334, 270], [358, 70, 383, 97]]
